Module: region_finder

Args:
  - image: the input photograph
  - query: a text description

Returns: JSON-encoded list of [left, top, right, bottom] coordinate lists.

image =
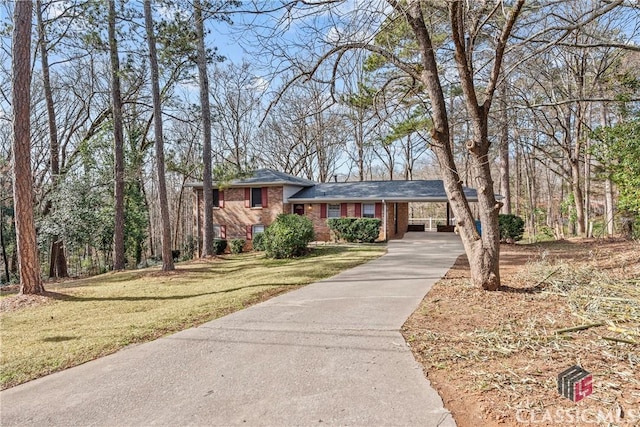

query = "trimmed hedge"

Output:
[[498, 214, 525, 243], [230, 239, 245, 254], [262, 214, 314, 258], [212, 239, 227, 255], [327, 218, 381, 243]]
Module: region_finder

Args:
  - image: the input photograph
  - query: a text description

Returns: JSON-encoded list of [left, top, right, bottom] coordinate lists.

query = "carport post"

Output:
[[446, 202, 451, 226]]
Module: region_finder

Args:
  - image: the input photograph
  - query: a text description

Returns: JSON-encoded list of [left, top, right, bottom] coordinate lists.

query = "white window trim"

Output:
[[251, 187, 262, 208], [327, 203, 341, 218], [362, 203, 375, 218]]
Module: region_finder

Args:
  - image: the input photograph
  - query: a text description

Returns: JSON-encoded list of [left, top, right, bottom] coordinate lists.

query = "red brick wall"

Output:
[[305, 203, 331, 241], [193, 186, 285, 252], [385, 202, 409, 240], [306, 202, 408, 242], [193, 193, 410, 251], [212, 187, 284, 239]]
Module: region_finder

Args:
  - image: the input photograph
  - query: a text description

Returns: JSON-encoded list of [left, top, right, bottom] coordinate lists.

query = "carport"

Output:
[[288, 180, 479, 240]]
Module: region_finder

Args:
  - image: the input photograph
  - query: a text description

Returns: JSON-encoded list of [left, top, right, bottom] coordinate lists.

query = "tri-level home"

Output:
[[187, 169, 478, 254]]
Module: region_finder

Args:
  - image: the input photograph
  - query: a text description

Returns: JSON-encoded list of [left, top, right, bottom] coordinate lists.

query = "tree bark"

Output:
[[194, 0, 214, 257], [600, 101, 615, 237], [108, 0, 126, 270], [400, 0, 525, 290], [12, 0, 45, 294], [144, 0, 174, 271], [36, 0, 68, 278], [499, 81, 511, 214], [1, 207, 11, 283]]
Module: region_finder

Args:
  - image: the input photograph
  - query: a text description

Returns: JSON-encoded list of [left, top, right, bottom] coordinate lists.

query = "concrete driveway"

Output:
[[0, 232, 463, 427]]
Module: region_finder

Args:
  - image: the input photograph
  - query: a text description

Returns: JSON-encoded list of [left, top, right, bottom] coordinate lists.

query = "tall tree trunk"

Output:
[[36, 0, 68, 278], [357, 115, 364, 181], [400, 0, 524, 290], [584, 136, 591, 237], [144, 0, 174, 271], [600, 101, 615, 237], [570, 158, 585, 236], [194, 0, 214, 257], [499, 81, 511, 214], [12, 0, 44, 294], [573, 100, 586, 235], [108, 0, 126, 270], [604, 177, 615, 237], [1, 207, 11, 283], [515, 137, 521, 216]]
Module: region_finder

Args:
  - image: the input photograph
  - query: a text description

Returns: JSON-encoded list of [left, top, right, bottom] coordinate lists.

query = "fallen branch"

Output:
[[602, 336, 638, 345], [555, 323, 605, 334], [534, 267, 561, 288]]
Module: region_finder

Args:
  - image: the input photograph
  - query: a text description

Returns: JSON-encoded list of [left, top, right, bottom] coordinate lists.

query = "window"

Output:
[[251, 187, 262, 208], [362, 203, 375, 218], [327, 203, 341, 218], [246, 224, 264, 240], [213, 224, 221, 238], [213, 189, 220, 208]]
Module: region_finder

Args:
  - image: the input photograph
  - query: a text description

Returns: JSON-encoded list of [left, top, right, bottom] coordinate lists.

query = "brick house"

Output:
[[187, 169, 477, 254]]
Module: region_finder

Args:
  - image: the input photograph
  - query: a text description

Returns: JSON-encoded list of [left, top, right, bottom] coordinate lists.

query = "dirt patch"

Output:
[[0, 291, 58, 313], [403, 239, 640, 427]]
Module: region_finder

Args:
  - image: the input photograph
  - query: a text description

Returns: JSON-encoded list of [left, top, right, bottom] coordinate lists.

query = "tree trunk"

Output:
[[399, 0, 523, 291], [108, 0, 126, 270], [604, 178, 615, 237], [36, 0, 68, 278], [12, 0, 45, 294], [1, 207, 11, 283], [584, 130, 592, 237], [357, 114, 364, 181], [570, 158, 585, 236], [194, 0, 214, 257], [144, 0, 174, 271], [499, 81, 511, 214], [600, 101, 615, 238]]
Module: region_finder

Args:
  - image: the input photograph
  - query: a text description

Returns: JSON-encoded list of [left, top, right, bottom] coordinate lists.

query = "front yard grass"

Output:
[[0, 245, 384, 389]]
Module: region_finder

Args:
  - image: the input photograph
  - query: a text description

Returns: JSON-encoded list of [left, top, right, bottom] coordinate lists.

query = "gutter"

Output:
[[286, 196, 480, 203]]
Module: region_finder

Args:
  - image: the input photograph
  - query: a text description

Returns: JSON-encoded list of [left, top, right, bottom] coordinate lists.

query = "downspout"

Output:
[[382, 199, 387, 241]]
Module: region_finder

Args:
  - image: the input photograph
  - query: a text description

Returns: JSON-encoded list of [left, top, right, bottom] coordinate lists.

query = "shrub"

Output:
[[230, 239, 245, 254], [252, 232, 265, 251], [498, 214, 525, 243], [327, 218, 381, 243], [262, 214, 314, 258], [327, 218, 355, 242], [212, 239, 227, 255]]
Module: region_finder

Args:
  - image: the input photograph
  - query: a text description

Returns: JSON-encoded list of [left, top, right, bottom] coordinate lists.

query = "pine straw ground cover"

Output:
[[403, 239, 640, 427]]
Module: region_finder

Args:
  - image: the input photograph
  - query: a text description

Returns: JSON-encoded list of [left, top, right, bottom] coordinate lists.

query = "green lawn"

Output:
[[0, 245, 384, 389]]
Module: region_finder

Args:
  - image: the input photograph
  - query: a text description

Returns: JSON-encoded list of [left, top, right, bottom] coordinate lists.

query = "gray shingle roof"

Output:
[[288, 180, 478, 202], [185, 169, 316, 188], [185, 168, 480, 202], [225, 169, 316, 187]]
